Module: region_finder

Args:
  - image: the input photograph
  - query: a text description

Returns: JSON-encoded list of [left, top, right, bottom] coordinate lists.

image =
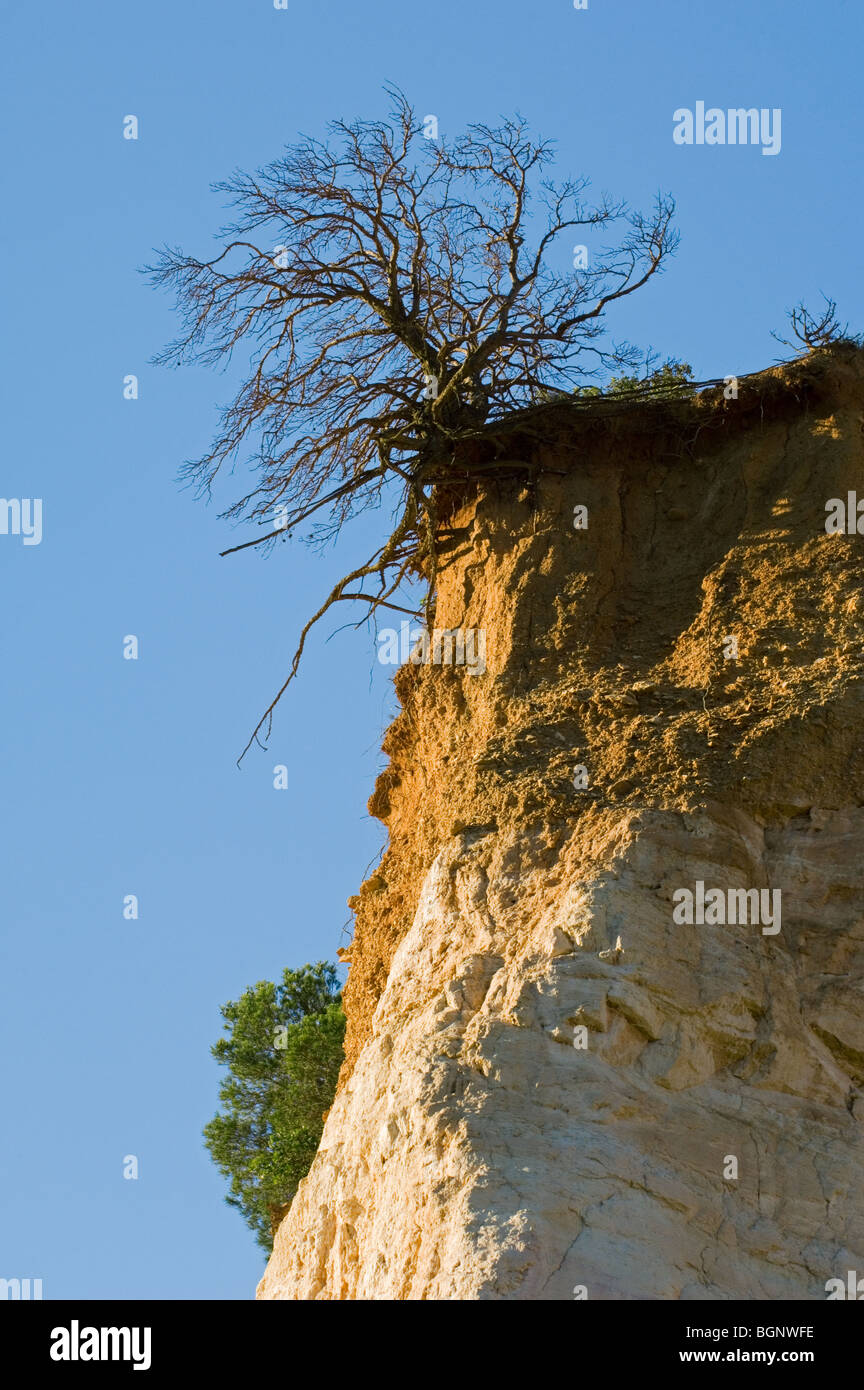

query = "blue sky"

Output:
[[1, 0, 862, 1299]]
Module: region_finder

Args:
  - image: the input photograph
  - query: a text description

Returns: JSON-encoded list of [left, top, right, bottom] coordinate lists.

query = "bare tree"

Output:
[[772, 295, 859, 355], [149, 88, 678, 758]]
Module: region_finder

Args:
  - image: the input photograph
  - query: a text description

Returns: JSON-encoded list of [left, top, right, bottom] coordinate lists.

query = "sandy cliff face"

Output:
[[258, 349, 864, 1299]]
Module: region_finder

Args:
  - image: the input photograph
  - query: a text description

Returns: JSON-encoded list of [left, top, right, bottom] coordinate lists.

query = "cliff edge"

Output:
[[258, 347, 864, 1299]]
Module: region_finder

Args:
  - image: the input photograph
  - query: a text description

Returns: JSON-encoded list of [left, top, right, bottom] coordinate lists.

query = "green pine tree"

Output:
[[204, 961, 345, 1252]]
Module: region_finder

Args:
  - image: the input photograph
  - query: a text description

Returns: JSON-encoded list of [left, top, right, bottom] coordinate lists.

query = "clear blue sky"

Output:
[[1, 0, 861, 1299]]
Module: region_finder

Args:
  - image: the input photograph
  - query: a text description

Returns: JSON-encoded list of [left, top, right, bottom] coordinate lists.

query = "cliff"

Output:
[[258, 346, 864, 1300]]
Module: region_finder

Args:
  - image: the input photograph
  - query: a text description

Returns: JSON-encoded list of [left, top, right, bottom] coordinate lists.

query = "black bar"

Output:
[[2, 1297, 856, 1376]]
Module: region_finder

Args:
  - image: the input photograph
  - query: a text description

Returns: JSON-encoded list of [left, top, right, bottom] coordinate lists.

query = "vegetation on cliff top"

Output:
[[150, 89, 679, 757], [151, 91, 859, 761]]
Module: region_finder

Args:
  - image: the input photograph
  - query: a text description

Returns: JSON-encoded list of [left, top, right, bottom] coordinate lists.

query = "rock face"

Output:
[[258, 349, 864, 1300]]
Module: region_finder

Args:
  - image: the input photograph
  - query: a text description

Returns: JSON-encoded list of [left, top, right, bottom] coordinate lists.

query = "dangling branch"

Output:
[[236, 493, 422, 763]]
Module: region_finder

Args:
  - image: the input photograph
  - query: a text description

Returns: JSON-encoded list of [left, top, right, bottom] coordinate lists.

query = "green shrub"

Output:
[[204, 962, 345, 1252], [573, 357, 694, 399]]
